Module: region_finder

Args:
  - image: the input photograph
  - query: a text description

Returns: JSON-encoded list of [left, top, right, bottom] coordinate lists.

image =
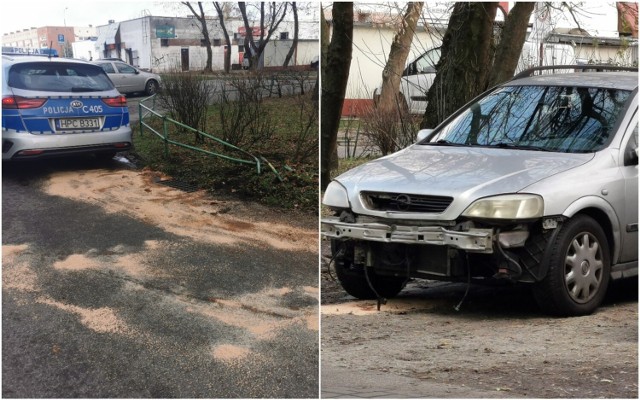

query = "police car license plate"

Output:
[[56, 118, 100, 130]]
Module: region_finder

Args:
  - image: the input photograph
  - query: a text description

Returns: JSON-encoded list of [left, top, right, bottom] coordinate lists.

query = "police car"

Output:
[[2, 55, 132, 160]]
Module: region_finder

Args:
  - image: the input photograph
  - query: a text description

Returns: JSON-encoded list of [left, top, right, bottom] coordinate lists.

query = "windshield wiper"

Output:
[[426, 139, 469, 147], [487, 142, 552, 152]]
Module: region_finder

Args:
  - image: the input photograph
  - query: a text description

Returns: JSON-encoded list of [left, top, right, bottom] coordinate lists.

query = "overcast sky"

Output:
[[0, 1, 623, 38], [1, 1, 196, 35]]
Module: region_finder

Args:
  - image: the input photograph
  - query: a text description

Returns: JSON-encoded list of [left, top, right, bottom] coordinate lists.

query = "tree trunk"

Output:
[[378, 2, 424, 114], [321, 2, 353, 190], [421, 2, 498, 129], [238, 2, 257, 69], [283, 2, 299, 67], [183, 1, 213, 73], [239, 2, 288, 70], [213, 2, 232, 73], [487, 2, 535, 87]]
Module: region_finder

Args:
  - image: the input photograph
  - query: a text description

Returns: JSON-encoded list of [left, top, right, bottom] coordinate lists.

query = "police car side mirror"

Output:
[[625, 147, 639, 166]]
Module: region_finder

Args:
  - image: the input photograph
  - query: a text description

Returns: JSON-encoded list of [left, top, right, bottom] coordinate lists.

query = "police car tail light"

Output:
[[102, 96, 127, 107], [2, 96, 47, 109]]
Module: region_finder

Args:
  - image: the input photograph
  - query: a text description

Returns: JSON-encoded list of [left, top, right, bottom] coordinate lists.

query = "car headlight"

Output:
[[462, 194, 543, 220], [323, 181, 350, 209]]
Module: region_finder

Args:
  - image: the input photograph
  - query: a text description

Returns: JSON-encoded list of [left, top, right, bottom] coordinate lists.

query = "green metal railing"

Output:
[[138, 95, 283, 181]]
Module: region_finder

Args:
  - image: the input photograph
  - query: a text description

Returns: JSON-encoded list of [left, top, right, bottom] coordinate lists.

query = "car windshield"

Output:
[[428, 85, 632, 153], [8, 62, 114, 92]]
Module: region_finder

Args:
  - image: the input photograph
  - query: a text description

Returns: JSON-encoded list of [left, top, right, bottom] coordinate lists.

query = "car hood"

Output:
[[335, 144, 594, 217]]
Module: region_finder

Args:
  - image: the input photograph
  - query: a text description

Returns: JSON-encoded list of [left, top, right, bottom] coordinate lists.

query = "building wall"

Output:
[[35, 26, 75, 56], [263, 39, 319, 67], [341, 24, 444, 115], [2, 28, 38, 48], [4, 26, 93, 56], [72, 40, 98, 60], [74, 26, 97, 41]]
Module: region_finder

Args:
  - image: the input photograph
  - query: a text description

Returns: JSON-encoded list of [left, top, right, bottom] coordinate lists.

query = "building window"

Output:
[[200, 39, 207, 47], [213, 39, 221, 47], [161, 38, 169, 47], [280, 32, 289, 40]]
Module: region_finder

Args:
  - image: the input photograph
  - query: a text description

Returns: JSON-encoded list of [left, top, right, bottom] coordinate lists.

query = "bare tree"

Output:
[[487, 2, 536, 87], [421, 2, 498, 128], [321, 2, 353, 190], [421, 2, 540, 128], [377, 2, 424, 114], [213, 2, 232, 73], [283, 2, 299, 67], [182, 1, 213, 72], [238, 2, 289, 70]]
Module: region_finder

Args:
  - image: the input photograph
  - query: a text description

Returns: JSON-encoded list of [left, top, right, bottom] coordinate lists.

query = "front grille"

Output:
[[361, 191, 453, 213]]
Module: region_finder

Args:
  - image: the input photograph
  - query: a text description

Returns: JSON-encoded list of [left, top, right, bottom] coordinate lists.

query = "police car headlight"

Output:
[[462, 194, 543, 220], [323, 181, 350, 209]]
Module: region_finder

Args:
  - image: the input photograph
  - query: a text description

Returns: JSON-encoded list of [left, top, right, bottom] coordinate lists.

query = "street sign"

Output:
[[58, 34, 64, 43]]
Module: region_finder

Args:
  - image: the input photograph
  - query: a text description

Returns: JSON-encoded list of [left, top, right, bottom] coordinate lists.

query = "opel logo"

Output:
[[70, 100, 83, 108], [394, 194, 412, 211]]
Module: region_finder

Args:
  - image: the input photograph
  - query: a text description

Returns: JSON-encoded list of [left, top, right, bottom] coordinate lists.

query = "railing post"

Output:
[[138, 102, 143, 136], [163, 117, 169, 158]]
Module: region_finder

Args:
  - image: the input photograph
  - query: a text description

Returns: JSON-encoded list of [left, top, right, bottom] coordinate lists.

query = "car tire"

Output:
[[532, 215, 611, 316], [332, 240, 406, 300], [145, 80, 159, 96]]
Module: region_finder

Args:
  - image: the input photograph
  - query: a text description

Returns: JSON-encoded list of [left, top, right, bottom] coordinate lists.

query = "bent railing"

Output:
[[138, 95, 283, 181]]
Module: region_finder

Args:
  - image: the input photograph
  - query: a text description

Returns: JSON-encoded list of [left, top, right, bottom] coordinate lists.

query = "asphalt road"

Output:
[[2, 156, 319, 398]]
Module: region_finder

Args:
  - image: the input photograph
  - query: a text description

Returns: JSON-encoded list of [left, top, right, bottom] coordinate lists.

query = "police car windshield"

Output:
[[8, 62, 114, 92]]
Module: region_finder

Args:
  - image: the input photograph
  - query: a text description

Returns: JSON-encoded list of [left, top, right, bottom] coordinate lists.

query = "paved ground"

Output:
[[3, 156, 319, 398]]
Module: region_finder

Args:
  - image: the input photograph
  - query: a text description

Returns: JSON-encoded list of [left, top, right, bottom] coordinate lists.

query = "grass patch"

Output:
[[132, 95, 318, 213]]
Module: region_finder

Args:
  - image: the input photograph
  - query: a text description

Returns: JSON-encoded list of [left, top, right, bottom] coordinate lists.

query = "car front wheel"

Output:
[[332, 240, 406, 300], [533, 215, 611, 316]]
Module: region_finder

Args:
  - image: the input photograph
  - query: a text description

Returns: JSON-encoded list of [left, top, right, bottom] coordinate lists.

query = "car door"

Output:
[[619, 116, 638, 263], [95, 61, 124, 91], [401, 48, 440, 114], [113, 61, 141, 94]]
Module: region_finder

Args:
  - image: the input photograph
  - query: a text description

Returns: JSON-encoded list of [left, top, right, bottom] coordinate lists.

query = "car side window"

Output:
[[98, 63, 115, 74], [115, 62, 136, 74], [415, 48, 440, 74]]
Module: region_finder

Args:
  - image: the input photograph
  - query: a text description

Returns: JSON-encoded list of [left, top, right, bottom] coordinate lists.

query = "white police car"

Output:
[[2, 55, 132, 160]]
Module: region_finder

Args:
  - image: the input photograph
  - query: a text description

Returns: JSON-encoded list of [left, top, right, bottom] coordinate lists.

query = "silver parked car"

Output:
[[2, 55, 132, 160], [93, 59, 161, 96], [322, 65, 638, 316]]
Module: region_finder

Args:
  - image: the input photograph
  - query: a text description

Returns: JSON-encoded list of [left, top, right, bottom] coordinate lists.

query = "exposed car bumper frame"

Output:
[[321, 217, 494, 253]]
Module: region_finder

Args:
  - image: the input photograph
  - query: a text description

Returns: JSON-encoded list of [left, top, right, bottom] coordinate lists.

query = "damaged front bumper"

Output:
[[321, 216, 494, 253]]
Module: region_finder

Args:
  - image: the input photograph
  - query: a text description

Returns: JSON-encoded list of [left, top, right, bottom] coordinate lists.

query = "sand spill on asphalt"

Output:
[[43, 169, 317, 252]]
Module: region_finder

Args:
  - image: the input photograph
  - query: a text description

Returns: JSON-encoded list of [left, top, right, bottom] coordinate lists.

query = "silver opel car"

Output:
[[322, 65, 638, 316], [93, 59, 161, 96]]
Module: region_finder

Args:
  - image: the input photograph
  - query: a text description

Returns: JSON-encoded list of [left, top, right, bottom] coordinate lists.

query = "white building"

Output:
[[95, 15, 318, 72]]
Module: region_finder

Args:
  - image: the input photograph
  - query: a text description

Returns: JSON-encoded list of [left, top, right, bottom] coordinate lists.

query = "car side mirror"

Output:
[[134, 70, 140, 75], [416, 129, 433, 142]]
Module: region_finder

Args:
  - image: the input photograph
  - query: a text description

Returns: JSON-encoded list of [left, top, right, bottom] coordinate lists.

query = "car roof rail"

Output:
[[512, 64, 639, 81]]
